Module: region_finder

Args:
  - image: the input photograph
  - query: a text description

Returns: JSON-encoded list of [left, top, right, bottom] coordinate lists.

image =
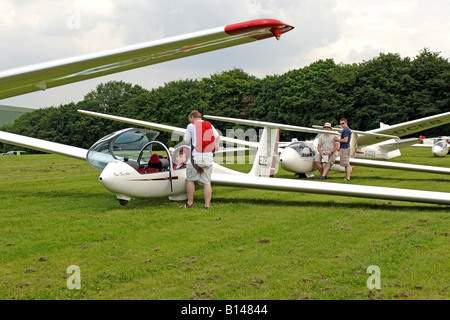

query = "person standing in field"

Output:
[[183, 110, 220, 209], [334, 118, 352, 181], [315, 122, 339, 180]]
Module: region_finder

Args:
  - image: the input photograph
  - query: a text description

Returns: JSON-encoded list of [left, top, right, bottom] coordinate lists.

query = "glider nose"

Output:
[[432, 144, 448, 157], [97, 160, 130, 194], [98, 164, 115, 191], [279, 147, 300, 172]]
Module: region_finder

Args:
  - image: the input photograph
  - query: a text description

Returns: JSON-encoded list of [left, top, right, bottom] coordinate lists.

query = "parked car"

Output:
[[1, 151, 25, 155]]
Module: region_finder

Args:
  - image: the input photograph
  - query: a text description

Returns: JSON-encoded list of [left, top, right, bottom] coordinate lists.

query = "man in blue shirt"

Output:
[[334, 118, 352, 181]]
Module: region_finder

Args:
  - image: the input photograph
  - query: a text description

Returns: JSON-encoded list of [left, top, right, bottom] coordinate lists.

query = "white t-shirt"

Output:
[[184, 120, 219, 155], [318, 133, 337, 153]]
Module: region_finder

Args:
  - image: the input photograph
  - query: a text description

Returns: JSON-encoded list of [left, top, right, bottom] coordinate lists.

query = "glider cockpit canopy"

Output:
[[287, 141, 316, 158], [86, 128, 159, 170]]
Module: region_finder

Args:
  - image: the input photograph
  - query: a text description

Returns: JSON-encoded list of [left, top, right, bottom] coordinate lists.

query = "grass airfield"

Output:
[[0, 147, 449, 300]]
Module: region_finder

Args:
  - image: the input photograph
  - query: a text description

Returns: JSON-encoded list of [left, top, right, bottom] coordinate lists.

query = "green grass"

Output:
[[0, 148, 449, 300]]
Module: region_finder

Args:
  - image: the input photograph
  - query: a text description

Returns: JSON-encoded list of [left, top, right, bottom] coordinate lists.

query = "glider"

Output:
[[0, 19, 449, 206], [414, 136, 450, 157], [204, 115, 450, 177], [310, 112, 450, 160]]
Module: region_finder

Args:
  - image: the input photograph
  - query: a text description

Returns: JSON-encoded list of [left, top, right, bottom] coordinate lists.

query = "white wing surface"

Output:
[[205, 115, 339, 135], [77, 110, 260, 148], [369, 137, 421, 153], [0, 19, 293, 100], [348, 158, 450, 175], [0, 131, 87, 159], [78, 110, 186, 135], [212, 173, 450, 205], [358, 111, 450, 146]]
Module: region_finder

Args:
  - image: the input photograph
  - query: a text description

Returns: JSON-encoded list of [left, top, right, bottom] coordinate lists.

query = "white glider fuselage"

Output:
[[430, 138, 449, 157], [99, 160, 187, 202], [98, 151, 245, 204], [432, 140, 449, 157], [277, 141, 319, 178]]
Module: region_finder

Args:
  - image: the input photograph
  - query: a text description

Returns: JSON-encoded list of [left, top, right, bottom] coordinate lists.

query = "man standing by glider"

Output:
[[183, 110, 220, 209], [334, 118, 352, 181]]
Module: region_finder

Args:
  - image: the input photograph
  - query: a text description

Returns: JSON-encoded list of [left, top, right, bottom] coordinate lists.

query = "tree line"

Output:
[[1, 48, 449, 153]]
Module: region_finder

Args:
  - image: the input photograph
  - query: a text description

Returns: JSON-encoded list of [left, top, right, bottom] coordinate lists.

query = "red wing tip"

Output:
[[225, 19, 294, 39]]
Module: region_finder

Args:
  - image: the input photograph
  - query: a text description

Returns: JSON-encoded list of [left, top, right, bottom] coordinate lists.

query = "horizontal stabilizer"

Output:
[[375, 137, 421, 153]]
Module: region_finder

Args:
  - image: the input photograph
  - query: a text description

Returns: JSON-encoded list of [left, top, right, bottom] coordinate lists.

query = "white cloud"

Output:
[[75, 0, 115, 16], [74, 22, 126, 52], [309, 0, 450, 64], [0, 1, 16, 28]]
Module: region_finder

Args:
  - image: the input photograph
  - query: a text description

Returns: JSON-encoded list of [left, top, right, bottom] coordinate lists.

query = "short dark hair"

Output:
[[189, 110, 202, 119]]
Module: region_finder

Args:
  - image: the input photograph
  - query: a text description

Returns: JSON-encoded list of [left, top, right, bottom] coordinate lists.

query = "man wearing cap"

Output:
[[315, 122, 339, 180]]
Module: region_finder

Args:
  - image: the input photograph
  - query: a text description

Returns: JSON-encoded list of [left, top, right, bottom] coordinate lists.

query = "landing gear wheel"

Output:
[[119, 199, 129, 206]]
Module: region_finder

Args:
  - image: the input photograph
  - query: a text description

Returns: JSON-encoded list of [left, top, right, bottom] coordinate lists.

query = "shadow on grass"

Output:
[[211, 195, 450, 212]]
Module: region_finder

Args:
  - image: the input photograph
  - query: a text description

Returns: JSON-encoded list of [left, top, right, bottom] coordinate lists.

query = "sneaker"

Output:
[[319, 175, 327, 180]]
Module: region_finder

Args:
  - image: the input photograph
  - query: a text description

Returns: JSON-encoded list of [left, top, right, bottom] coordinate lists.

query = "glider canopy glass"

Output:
[[86, 128, 159, 170], [289, 141, 316, 158]]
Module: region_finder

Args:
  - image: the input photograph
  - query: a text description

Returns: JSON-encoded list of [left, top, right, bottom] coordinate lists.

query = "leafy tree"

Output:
[[2, 49, 449, 152], [350, 52, 413, 130]]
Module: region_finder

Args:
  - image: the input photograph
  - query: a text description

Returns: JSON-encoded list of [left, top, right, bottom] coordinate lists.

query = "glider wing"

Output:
[[0, 19, 293, 100]]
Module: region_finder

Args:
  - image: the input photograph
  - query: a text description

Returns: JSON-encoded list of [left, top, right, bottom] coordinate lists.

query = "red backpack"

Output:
[[194, 120, 215, 153]]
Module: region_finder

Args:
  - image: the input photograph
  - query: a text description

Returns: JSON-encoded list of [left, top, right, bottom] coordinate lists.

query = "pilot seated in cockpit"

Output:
[[173, 148, 187, 170]]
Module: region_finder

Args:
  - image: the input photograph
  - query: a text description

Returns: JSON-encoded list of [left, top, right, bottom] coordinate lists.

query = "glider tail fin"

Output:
[[248, 127, 280, 177]]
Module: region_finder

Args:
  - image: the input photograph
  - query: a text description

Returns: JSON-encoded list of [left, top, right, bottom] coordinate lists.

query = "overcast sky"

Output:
[[1, 0, 449, 109]]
